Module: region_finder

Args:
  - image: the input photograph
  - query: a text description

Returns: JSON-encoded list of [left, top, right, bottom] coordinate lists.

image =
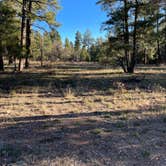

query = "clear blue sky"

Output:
[[56, 0, 107, 42]]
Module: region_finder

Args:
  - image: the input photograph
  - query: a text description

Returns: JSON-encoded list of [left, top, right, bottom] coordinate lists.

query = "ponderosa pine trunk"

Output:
[[40, 36, 44, 67], [25, 0, 32, 68], [165, 10, 166, 61], [0, 55, 4, 71], [0, 41, 4, 71], [18, 0, 26, 71], [129, 0, 138, 73], [124, 0, 130, 72], [157, 11, 161, 64], [144, 49, 148, 64]]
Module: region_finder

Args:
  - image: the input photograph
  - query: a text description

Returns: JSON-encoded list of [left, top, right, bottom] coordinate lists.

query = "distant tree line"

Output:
[[31, 29, 118, 66], [30, 29, 104, 64]]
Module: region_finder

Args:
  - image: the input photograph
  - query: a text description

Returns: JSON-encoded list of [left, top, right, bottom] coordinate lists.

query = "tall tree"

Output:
[[65, 38, 71, 49], [18, 0, 27, 71], [0, 1, 18, 71], [74, 31, 82, 51], [17, 0, 60, 70], [82, 29, 94, 49], [97, 0, 159, 72], [25, 0, 32, 68], [97, 0, 132, 72], [74, 31, 82, 61]]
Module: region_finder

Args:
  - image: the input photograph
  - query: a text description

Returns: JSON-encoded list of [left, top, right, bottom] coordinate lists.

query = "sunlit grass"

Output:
[[0, 62, 165, 165]]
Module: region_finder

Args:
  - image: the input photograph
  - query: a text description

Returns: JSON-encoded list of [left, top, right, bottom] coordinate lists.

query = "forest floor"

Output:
[[0, 62, 166, 166]]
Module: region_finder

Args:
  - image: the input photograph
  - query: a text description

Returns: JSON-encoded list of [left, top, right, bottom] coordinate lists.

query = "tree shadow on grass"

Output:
[[32, 62, 107, 71], [0, 105, 166, 165], [136, 65, 166, 71], [0, 72, 166, 96]]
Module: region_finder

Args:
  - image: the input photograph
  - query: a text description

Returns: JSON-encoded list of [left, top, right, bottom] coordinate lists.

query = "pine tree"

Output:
[[65, 38, 71, 49], [97, 0, 163, 72], [0, 1, 18, 71], [74, 31, 82, 51], [74, 31, 82, 61], [80, 46, 90, 61]]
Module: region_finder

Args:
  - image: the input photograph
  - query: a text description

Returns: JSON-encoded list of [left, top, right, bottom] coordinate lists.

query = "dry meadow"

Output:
[[0, 62, 166, 166]]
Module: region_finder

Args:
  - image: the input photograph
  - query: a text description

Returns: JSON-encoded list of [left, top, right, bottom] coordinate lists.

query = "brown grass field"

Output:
[[0, 62, 166, 166]]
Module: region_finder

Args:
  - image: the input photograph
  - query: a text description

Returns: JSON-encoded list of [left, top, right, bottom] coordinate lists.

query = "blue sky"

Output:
[[56, 0, 107, 42]]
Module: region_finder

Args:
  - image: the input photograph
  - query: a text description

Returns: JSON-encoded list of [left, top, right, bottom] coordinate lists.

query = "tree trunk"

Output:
[[162, 9, 166, 63], [25, 0, 32, 68], [157, 16, 161, 63], [127, 0, 139, 73], [18, 0, 26, 71], [40, 37, 44, 67], [14, 56, 17, 72], [40, 48, 43, 67], [120, 58, 127, 73], [0, 54, 4, 71], [128, 0, 138, 73], [8, 56, 13, 65], [0, 41, 4, 71], [144, 49, 147, 64], [124, 0, 130, 71]]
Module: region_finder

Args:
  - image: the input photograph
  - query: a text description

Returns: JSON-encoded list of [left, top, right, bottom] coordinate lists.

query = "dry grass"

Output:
[[0, 62, 166, 165]]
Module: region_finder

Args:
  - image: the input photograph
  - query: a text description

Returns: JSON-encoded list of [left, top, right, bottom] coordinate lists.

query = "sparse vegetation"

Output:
[[0, 62, 165, 165], [90, 128, 103, 135], [141, 150, 151, 158]]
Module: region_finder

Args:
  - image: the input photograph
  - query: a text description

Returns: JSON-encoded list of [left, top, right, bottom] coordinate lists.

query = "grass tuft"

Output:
[[90, 128, 103, 135], [141, 150, 150, 158]]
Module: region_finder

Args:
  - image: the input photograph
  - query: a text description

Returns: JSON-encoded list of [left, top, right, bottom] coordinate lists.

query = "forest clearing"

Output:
[[0, 62, 165, 165], [0, 0, 166, 165]]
